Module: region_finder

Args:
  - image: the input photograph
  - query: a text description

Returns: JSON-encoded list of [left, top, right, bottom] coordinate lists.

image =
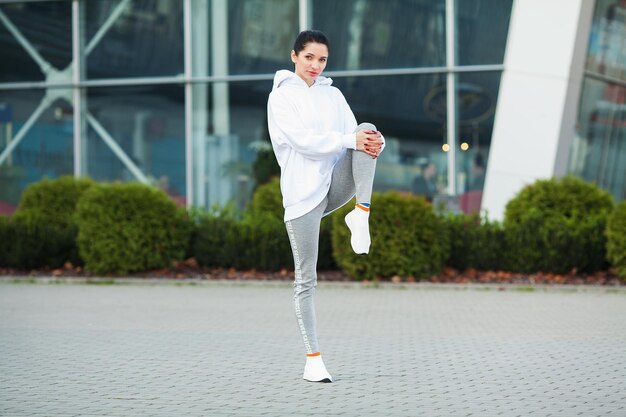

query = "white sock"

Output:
[[344, 204, 371, 254], [303, 353, 332, 383]]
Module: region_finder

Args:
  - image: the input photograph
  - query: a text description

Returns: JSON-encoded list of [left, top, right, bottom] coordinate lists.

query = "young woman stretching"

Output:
[[267, 30, 384, 383]]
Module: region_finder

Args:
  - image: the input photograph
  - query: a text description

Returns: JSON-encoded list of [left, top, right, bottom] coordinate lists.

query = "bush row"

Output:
[[0, 175, 625, 279], [0, 176, 191, 275], [191, 177, 335, 272]]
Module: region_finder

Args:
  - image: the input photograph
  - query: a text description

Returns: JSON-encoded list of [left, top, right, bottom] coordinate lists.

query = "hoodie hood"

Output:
[[272, 70, 333, 91]]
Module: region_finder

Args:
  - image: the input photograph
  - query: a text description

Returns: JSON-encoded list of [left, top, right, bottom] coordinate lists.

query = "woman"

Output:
[[267, 30, 384, 383]]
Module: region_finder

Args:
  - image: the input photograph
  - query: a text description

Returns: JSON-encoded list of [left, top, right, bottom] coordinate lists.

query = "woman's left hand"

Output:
[[356, 130, 384, 158]]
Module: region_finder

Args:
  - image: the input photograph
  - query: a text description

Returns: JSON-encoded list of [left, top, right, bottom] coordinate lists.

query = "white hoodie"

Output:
[[267, 70, 359, 221]]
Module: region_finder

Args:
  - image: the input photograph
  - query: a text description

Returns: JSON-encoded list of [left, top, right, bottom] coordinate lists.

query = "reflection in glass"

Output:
[[456, 0, 513, 66], [586, 0, 626, 81], [86, 86, 185, 204], [454, 72, 500, 186], [333, 74, 448, 197], [0, 1, 72, 83], [0, 89, 73, 211], [0, 0, 522, 212], [85, 0, 184, 79], [570, 77, 626, 201], [191, 80, 274, 211], [192, 81, 240, 210], [228, 81, 274, 208], [228, 0, 299, 75], [453, 72, 502, 213], [573, 0, 626, 203], [192, 74, 453, 210], [312, 0, 446, 71]]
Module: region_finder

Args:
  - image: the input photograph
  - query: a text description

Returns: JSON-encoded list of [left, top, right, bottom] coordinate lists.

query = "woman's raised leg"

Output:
[[325, 122, 378, 253]]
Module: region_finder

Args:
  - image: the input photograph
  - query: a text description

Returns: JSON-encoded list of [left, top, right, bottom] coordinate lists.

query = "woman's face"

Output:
[[291, 42, 328, 86]]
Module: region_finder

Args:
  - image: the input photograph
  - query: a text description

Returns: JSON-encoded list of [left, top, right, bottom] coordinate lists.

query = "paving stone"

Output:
[[0, 282, 625, 416]]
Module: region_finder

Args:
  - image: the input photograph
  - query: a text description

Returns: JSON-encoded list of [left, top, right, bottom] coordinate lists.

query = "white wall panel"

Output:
[[481, 0, 595, 220]]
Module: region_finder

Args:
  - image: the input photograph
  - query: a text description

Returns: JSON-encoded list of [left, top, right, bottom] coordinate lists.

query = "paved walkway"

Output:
[[1, 280, 625, 417]]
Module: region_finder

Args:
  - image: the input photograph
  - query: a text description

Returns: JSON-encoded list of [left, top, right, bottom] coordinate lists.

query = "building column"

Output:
[[481, 0, 595, 220]]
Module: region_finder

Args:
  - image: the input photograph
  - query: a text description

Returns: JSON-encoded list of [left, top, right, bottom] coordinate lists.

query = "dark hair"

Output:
[[293, 30, 330, 55], [474, 153, 484, 168]]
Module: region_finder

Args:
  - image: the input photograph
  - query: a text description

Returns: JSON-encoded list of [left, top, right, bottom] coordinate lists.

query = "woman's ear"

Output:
[[290, 50, 297, 64]]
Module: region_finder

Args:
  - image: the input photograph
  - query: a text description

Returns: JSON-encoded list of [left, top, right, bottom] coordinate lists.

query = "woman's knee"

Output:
[[355, 122, 376, 132], [294, 275, 317, 296]]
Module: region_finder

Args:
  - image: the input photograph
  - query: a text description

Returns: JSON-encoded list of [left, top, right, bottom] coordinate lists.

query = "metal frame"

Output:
[[71, 0, 82, 177], [0, 0, 150, 185], [584, 70, 626, 88], [0, 64, 504, 91], [183, 0, 193, 207], [299, 0, 307, 31], [0, 8, 54, 168], [85, 0, 131, 56], [446, 0, 457, 196]]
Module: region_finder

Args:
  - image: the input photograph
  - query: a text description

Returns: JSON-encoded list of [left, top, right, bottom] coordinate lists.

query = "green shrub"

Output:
[[239, 212, 293, 271], [247, 177, 284, 221], [244, 176, 335, 270], [11, 176, 95, 268], [331, 192, 449, 280], [245, 177, 293, 270], [192, 206, 242, 269], [606, 201, 626, 279], [252, 148, 280, 190], [192, 209, 293, 272], [76, 182, 192, 275], [445, 213, 506, 271], [0, 215, 11, 267], [503, 176, 613, 274]]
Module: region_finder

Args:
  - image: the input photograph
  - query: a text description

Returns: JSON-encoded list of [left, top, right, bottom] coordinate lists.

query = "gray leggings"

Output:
[[285, 123, 377, 354]]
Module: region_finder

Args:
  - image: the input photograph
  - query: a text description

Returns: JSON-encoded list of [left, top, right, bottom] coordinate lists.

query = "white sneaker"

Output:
[[345, 208, 371, 254], [303, 355, 333, 383]]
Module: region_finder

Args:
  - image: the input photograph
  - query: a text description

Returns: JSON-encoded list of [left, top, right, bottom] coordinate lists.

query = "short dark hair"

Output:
[[293, 30, 330, 55], [474, 153, 484, 168]]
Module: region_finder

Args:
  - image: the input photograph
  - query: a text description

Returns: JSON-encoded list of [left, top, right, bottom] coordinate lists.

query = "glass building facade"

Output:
[[0, 0, 513, 214], [569, 0, 626, 201]]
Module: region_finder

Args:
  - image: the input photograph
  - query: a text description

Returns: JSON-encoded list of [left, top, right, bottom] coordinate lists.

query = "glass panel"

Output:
[[570, 77, 626, 201], [454, 71, 502, 213], [85, 85, 185, 204], [191, 80, 271, 210], [0, 88, 74, 212], [191, 75, 449, 210], [85, 0, 184, 79], [333, 74, 448, 199], [0, 1, 72, 83], [227, 0, 299, 75], [455, 0, 513, 66], [586, 0, 626, 81], [228, 81, 270, 209], [312, 0, 446, 71]]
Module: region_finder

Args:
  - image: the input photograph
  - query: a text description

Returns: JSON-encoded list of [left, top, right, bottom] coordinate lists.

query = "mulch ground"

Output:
[[1, 257, 624, 286]]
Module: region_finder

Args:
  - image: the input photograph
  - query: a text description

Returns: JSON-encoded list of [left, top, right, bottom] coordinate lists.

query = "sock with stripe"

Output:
[[303, 352, 333, 383], [344, 202, 371, 254]]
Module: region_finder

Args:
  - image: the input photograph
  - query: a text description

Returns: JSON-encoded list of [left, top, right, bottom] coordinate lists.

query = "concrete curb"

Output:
[[1, 275, 625, 293]]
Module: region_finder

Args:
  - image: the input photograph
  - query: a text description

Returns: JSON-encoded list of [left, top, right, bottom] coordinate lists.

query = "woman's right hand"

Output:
[[356, 129, 383, 158]]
